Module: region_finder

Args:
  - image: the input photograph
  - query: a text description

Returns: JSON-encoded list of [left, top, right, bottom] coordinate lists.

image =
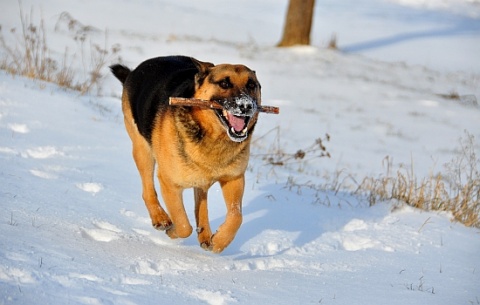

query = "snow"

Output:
[[1, 0, 479, 304], [317, 0, 480, 73]]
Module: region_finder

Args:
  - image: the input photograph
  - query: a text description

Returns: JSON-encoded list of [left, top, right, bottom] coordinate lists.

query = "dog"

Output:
[[110, 56, 261, 253]]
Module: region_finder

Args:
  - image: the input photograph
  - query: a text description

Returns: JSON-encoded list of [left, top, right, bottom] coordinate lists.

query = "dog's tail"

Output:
[[110, 64, 131, 84]]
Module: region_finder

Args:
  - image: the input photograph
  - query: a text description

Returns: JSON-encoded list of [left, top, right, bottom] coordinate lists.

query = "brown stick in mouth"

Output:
[[169, 97, 280, 114]]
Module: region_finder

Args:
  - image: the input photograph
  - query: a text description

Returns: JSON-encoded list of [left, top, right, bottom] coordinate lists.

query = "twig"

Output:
[[169, 97, 280, 114], [418, 217, 432, 233]]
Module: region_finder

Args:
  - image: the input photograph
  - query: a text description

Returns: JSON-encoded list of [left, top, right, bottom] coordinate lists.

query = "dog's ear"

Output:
[[191, 58, 214, 89]]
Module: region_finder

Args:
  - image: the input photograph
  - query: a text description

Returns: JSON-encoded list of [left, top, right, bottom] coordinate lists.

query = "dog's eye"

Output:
[[247, 80, 257, 90], [219, 78, 232, 90]]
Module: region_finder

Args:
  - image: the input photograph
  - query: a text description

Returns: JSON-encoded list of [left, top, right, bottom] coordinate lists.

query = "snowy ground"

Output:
[[1, 0, 479, 304], [317, 0, 480, 73]]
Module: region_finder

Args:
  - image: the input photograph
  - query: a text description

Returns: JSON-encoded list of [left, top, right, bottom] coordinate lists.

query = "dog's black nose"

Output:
[[222, 95, 257, 116], [234, 95, 257, 116], [239, 102, 253, 113]]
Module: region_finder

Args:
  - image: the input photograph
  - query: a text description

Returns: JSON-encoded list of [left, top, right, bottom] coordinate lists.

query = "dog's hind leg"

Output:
[[210, 175, 245, 253], [194, 187, 213, 250], [123, 100, 172, 230], [132, 139, 172, 230]]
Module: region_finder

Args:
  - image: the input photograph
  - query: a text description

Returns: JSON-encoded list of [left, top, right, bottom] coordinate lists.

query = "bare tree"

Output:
[[277, 0, 316, 47]]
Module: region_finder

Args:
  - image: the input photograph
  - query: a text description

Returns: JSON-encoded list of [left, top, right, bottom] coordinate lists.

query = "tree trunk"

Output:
[[277, 0, 315, 47]]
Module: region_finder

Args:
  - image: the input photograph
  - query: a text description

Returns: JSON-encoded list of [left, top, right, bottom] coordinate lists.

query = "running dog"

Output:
[[110, 56, 261, 253]]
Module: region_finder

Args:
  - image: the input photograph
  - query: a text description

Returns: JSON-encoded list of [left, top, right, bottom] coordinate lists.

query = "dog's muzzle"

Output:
[[215, 94, 258, 142]]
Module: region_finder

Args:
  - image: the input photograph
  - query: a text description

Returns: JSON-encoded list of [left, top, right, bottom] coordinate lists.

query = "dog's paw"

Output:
[[198, 239, 225, 253], [152, 220, 172, 231], [150, 210, 172, 231], [200, 240, 213, 251], [197, 227, 214, 251], [199, 233, 225, 253], [211, 244, 226, 253], [165, 226, 178, 239], [209, 232, 234, 253], [165, 224, 193, 239]]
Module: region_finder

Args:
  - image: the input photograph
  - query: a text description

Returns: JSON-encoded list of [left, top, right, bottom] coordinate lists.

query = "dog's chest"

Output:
[[162, 156, 246, 189]]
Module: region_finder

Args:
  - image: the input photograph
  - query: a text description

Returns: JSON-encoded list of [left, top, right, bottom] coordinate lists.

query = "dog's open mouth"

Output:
[[214, 94, 257, 142], [216, 109, 252, 142]]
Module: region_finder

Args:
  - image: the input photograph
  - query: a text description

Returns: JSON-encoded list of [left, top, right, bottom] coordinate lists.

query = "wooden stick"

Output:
[[169, 97, 279, 114]]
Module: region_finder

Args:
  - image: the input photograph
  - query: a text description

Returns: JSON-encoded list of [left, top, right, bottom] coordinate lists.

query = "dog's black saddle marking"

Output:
[[112, 56, 199, 143]]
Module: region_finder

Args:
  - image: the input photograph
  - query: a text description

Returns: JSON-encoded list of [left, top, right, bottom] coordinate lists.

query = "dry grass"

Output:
[[253, 127, 479, 228], [0, 4, 121, 95], [357, 132, 480, 228], [327, 33, 338, 50], [0, 7, 55, 81], [437, 90, 478, 107], [251, 126, 331, 167]]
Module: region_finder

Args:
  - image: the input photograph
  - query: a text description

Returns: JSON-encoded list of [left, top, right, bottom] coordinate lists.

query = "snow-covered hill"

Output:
[[1, 0, 479, 304]]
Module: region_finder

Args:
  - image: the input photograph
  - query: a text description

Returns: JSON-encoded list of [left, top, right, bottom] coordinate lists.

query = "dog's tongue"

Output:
[[227, 112, 246, 132]]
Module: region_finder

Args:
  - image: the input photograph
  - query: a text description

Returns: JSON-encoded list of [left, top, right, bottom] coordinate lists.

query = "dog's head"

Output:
[[192, 59, 261, 143]]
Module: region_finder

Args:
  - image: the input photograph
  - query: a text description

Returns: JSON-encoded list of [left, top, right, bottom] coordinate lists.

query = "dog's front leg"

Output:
[[158, 175, 193, 239], [210, 175, 245, 253], [194, 187, 213, 250]]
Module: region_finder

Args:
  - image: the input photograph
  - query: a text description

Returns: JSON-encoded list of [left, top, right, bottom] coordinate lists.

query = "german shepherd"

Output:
[[110, 56, 261, 253]]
